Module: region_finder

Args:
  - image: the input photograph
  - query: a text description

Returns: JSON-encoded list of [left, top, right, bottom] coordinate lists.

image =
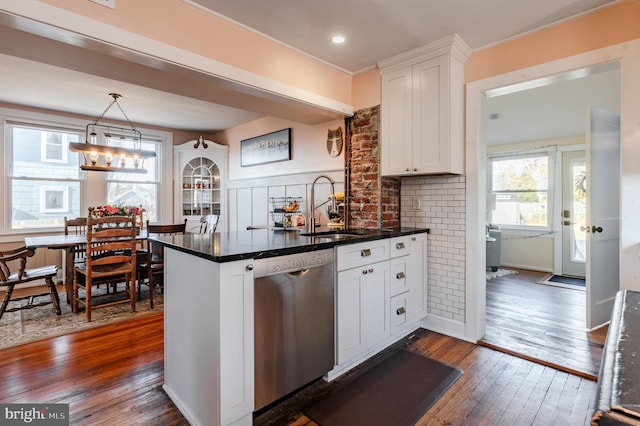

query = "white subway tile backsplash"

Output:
[[401, 174, 466, 323]]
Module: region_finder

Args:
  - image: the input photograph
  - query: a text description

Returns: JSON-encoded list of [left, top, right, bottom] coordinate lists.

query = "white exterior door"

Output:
[[586, 108, 620, 329]]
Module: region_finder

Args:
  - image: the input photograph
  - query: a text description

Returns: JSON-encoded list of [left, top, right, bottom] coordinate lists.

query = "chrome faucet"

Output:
[[310, 174, 336, 230]]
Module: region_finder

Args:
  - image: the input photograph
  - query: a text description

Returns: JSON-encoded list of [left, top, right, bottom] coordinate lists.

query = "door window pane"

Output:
[[571, 160, 587, 262]]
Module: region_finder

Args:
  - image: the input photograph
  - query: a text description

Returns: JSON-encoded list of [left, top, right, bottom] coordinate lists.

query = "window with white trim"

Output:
[[104, 135, 161, 223], [9, 122, 83, 230], [40, 131, 68, 163], [488, 152, 552, 230]]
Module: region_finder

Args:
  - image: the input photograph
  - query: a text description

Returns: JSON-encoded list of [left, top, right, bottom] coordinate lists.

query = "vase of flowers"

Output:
[[89, 204, 145, 233], [89, 204, 143, 218]]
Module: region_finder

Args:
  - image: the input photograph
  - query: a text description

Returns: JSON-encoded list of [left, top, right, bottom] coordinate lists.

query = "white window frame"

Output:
[[40, 131, 68, 163], [487, 147, 555, 233], [40, 186, 69, 212], [104, 134, 163, 223], [6, 119, 83, 233]]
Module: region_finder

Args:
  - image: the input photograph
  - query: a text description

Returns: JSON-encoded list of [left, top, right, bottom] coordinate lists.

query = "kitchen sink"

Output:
[[300, 230, 365, 240]]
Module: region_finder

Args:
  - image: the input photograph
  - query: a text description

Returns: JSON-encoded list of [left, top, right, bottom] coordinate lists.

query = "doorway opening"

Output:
[[477, 62, 620, 374]]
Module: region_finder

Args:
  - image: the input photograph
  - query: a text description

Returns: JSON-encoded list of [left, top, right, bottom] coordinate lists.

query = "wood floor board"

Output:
[[462, 354, 530, 425], [422, 347, 513, 425], [567, 374, 599, 425], [482, 268, 605, 378], [497, 361, 548, 425], [515, 364, 561, 425]]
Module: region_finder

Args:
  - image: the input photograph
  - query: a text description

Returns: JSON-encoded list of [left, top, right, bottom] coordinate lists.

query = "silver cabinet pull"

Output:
[[395, 242, 405, 249], [396, 307, 406, 315], [361, 249, 371, 257], [246, 264, 254, 271], [396, 272, 405, 279]]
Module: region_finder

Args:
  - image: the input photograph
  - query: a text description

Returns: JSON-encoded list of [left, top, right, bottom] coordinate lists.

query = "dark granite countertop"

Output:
[[151, 227, 429, 263]]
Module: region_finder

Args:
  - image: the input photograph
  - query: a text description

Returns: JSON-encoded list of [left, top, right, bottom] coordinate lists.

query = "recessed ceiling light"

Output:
[[488, 113, 503, 120], [332, 35, 346, 44]]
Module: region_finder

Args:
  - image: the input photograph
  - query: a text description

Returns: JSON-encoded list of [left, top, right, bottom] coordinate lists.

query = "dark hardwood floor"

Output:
[[0, 312, 187, 425], [0, 309, 599, 426], [480, 268, 607, 380]]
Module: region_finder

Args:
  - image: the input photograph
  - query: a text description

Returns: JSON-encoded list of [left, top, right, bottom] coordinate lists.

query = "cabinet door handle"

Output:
[[246, 264, 254, 271], [396, 307, 406, 315], [405, 167, 410, 172], [361, 249, 371, 257], [369, 268, 374, 273], [396, 272, 405, 279], [395, 242, 405, 249], [413, 168, 418, 172], [362, 269, 368, 275]]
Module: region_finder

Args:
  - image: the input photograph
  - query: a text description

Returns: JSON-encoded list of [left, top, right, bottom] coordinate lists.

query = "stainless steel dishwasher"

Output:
[[253, 248, 335, 410]]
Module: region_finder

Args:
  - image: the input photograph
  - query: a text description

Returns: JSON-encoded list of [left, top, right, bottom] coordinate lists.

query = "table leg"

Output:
[[64, 247, 75, 309]]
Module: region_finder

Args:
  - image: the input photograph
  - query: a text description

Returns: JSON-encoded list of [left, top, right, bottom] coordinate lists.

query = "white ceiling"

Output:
[[187, 0, 617, 74], [485, 64, 621, 146], [0, 0, 621, 138]]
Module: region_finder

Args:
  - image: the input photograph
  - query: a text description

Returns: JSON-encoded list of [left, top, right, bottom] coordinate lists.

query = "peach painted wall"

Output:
[[352, 68, 381, 110], [465, 0, 640, 82], [36, 0, 351, 105]]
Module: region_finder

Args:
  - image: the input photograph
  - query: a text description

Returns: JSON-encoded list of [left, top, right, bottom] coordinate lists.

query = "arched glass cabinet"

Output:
[[174, 139, 227, 232]]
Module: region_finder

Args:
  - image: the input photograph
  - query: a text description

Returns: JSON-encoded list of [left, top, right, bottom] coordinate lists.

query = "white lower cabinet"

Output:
[[335, 234, 427, 373], [336, 258, 390, 365]]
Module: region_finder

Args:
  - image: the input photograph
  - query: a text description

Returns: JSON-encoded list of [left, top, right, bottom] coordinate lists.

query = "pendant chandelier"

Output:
[[69, 93, 156, 174]]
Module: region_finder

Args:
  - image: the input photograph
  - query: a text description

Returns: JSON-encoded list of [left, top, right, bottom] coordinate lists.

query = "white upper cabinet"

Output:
[[379, 34, 470, 176], [174, 139, 228, 232]]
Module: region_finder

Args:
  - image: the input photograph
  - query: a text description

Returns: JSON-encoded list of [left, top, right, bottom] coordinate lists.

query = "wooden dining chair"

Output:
[[73, 214, 138, 322], [64, 216, 88, 264], [140, 219, 187, 308], [199, 214, 219, 233], [0, 246, 61, 321]]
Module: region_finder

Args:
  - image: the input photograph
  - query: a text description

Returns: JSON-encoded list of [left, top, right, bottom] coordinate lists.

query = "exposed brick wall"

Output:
[[346, 105, 400, 229]]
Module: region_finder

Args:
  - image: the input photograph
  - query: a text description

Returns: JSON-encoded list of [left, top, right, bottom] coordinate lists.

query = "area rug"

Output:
[[486, 268, 518, 280], [304, 349, 462, 426], [0, 285, 163, 350], [539, 274, 585, 291]]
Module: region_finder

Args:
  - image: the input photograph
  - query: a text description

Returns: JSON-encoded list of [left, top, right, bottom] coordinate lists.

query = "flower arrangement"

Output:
[[89, 204, 143, 218]]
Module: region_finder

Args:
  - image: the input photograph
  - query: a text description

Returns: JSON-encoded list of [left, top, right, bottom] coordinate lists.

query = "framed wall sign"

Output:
[[241, 128, 291, 167]]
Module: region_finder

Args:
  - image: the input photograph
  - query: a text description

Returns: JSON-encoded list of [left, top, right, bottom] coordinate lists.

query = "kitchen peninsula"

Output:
[[153, 227, 428, 426]]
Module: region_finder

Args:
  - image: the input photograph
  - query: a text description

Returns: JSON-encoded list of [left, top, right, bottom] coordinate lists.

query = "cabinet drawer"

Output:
[[390, 294, 409, 335], [337, 240, 389, 271], [390, 236, 411, 258], [390, 258, 409, 296]]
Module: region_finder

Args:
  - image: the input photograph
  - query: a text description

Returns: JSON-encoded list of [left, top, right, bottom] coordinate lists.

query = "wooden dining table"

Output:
[[25, 231, 148, 311]]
